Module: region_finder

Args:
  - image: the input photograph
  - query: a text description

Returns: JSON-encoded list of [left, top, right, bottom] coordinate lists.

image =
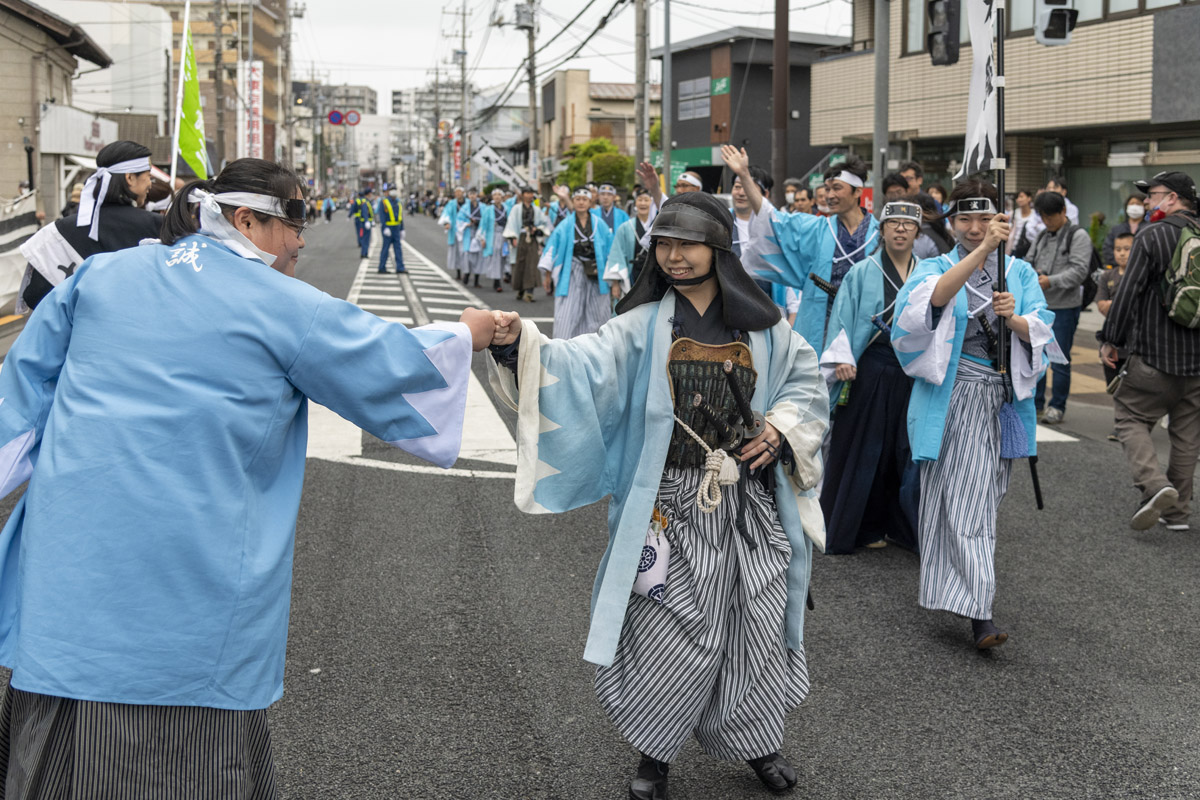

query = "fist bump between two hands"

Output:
[[459, 307, 522, 352]]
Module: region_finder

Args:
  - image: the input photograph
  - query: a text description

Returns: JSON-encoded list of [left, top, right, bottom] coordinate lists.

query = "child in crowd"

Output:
[[1096, 231, 1132, 441]]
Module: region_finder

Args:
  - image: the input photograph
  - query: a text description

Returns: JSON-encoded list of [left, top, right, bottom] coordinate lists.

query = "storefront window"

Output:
[[1107, 0, 1139, 13]]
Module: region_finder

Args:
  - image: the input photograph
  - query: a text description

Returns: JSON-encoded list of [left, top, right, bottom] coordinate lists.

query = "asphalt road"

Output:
[[2, 214, 1197, 798]]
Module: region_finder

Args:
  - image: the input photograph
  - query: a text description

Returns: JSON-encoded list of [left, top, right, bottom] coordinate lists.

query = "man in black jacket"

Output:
[[1099, 171, 1200, 532]]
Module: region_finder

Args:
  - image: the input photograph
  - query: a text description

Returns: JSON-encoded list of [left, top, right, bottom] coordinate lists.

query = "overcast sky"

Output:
[[293, 0, 851, 110]]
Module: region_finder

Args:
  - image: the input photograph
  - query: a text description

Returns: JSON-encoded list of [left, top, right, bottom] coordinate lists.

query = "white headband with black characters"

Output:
[[573, 188, 593, 199], [598, 184, 617, 195], [77, 156, 153, 241], [953, 197, 998, 215], [881, 201, 922, 224], [676, 173, 703, 188]]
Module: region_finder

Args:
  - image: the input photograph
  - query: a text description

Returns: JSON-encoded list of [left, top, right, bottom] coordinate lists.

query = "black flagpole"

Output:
[[994, 0, 1008, 373], [993, 4, 1044, 509]]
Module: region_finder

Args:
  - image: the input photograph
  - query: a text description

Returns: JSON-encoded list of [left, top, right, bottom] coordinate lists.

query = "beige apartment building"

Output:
[[539, 69, 661, 178], [811, 1, 1200, 221]]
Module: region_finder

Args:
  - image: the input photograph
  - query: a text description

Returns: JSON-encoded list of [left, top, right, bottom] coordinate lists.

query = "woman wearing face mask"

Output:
[[0, 158, 499, 797], [1101, 194, 1147, 268], [820, 202, 924, 554], [892, 178, 1059, 650], [487, 191, 827, 799]]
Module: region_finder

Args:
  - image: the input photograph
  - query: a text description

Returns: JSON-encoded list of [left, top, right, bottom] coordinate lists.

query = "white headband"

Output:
[[192, 190, 285, 218], [76, 156, 153, 241], [830, 171, 864, 189], [676, 173, 703, 188], [187, 188, 282, 265], [572, 188, 592, 198]]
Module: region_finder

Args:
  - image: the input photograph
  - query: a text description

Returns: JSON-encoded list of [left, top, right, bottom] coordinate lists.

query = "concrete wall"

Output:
[[0, 11, 78, 212], [1152, 6, 1200, 125]]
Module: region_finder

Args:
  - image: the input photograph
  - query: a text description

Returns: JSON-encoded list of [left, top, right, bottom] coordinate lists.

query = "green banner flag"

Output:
[[178, 26, 209, 179]]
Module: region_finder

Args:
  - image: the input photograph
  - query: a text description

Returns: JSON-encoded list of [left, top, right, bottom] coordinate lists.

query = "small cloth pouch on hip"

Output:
[[633, 507, 671, 604]]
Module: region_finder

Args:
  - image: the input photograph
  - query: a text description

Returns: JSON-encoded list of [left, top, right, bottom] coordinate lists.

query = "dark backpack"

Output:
[[1030, 224, 1102, 309]]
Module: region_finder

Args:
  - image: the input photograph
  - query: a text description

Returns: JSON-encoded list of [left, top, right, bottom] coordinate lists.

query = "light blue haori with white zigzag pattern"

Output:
[[538, 211, 615, 298], [742, 201, 879, 354], [0, 234, 473, 710], [486, 291, 829, 667], [892, 249, 1063, 462]]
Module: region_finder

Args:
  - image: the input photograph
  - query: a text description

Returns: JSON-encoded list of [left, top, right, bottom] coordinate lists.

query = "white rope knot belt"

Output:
[[672, 415, 740, 513]]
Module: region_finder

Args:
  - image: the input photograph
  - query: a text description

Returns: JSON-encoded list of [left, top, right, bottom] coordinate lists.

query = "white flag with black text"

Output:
[[471, 145, 530, 190], [955, 0, 998, 180]]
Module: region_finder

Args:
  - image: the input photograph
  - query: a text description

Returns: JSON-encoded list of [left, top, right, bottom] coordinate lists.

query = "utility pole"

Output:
[[771, 0, 789, 206], [434, 66, 443, 190], [286, 3, 304, 167], [634, 0, 647, 168], [662, 0, 671, 188], [517, 2, 538, 190], [212, 0, 226, 167], [460, 0, 469, 185], [872, 0, 891, 193]]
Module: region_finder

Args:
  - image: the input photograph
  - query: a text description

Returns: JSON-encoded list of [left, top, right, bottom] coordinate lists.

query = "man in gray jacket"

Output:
[[1029, 190, 1093, 423]]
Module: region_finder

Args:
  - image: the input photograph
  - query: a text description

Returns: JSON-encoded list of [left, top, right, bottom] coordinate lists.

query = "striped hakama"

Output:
[[0, 682, 277, 799], [595, 467, 809, 764], [552, 257, 612, 339], [916, 357, 1013, 619], [446, 243, 463, 276], [463, 250, 483, 278], [478, 225, 505, 280]]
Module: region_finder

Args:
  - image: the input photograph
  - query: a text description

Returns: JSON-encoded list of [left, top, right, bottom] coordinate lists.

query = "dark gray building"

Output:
[[651, 27, 848, 193]]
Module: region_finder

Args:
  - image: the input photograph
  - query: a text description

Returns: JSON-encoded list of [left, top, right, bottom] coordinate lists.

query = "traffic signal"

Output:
[[1035, 0, 1079, 45], [926, 0, 960, 67]]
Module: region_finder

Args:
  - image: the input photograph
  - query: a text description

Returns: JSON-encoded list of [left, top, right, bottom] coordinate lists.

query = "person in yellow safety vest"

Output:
[[351, 189, 376, 258], [377, 185, 406, 273]]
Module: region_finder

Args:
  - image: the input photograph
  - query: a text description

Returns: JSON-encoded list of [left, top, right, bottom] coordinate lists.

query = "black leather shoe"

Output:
[[629, 753, 669, 800], [747, 752, 797, 794]]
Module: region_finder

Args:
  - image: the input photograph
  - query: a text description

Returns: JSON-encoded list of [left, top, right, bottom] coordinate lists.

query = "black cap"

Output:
[[1134, 171, 1197, 202]]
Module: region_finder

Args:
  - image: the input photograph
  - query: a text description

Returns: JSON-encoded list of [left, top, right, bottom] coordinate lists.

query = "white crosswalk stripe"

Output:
[[305, 236, 518, 475]]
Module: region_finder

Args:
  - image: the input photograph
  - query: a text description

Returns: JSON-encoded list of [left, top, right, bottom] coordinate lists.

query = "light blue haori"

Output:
[[438, 198, 460, 244], [743, 201, 880, 354], [891, 249, 1062, 462], [0, 233, 473, 710], [539, 212, 615, 298], [602, 216, 644, 292], [487, 292, 829, 667], [820, 252, 909, 408]]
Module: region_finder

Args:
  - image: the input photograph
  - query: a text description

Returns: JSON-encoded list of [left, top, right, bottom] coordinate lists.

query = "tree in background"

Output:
[[649, 119, 661, 149], [560, 138, 634, 190]]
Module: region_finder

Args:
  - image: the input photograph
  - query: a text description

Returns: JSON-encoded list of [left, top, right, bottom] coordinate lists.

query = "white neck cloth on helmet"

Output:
[[76, 156, 152, 241], [188, 188, 281, 265]]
